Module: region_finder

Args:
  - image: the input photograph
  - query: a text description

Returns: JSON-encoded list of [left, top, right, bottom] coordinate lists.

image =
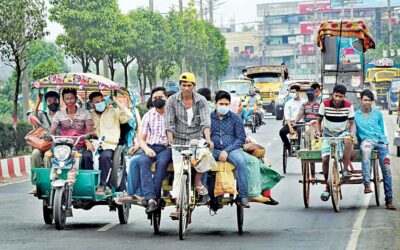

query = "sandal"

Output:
[[320, 191, 330, 202], [195, 185, 209, 195], [342, 171, 352, 180], [169, 210, 180, 220], [385, 201, 396, 210]]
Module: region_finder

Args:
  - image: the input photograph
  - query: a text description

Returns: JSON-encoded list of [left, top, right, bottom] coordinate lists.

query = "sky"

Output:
[[46, 0, 265, 41]]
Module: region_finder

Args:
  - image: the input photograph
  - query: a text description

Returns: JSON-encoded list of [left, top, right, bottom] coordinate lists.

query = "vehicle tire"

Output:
[[372, 159, 381, 206], [282, 146, 287, 174], [302, 162, 310, 208], [110, 145, 126, 190], [43, 200, 53, 225], [54, 186, 67, 230], [236, 203, 244, 235], [152, 208, 161, 234], [329, 157, 341, 213], [397, 147, 400, 157], [117, 203, 130, 224], [276, 109, 283, 120], [178, 174, 189, 240]]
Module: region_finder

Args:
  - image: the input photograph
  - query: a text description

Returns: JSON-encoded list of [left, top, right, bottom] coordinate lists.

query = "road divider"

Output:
[[0, 155, 30, 179]]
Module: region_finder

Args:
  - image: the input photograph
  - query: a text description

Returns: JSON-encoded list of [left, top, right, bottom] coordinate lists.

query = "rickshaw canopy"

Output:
[[31, 73, 121, 91], [316, 20, 375, 52]]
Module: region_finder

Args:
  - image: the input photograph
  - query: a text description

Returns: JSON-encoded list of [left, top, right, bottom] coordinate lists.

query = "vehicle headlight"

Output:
[[54, 145, 71, 162]]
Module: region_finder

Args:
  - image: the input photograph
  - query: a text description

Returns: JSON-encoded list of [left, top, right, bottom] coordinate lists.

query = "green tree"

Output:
[[28, 40, 69, 80], [32, 58, 63, 80], [0, 0, 47, 127], [49, 0, 120, 74]]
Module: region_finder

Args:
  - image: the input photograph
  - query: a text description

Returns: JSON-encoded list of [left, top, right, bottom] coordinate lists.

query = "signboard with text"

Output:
[[299, 1, 331, 14], [300, 22, 315, 34], [330, 0, 400, 9]]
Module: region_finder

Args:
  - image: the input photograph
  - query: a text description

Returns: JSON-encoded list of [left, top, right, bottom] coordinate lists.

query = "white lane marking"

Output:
[[97, 223, 118, 232], [346, 192, 372, 250]]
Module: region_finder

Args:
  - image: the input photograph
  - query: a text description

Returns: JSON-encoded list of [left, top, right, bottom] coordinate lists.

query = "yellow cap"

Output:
[[179, 72, 196, 84]]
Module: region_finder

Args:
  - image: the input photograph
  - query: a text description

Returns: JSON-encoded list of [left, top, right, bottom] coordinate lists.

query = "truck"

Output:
[[245, 65, 287, 115]]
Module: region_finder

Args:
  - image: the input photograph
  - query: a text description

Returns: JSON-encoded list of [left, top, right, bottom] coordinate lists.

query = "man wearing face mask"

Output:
[[211, 90, 249, 207], [279, 85, 305, 156], [137, 87, 172, 214], [354, 89, 395, 210], [316, 84, 355, 202], [87, 92, 133, 196], [28, 91, 60, 194]]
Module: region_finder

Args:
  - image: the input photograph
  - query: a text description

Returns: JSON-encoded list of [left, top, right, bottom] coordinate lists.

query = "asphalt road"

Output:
[[0, 112, 399, 250]]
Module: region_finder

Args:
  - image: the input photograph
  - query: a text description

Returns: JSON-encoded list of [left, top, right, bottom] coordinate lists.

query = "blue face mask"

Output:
[[217, 106, 229, 115], [95, 101, 106, 113]]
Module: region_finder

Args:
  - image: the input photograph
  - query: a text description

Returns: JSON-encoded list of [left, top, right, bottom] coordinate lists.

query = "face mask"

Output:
[[307, 94, 315, 102], [95, 101, 106, 113], [153, 99, 166, 109], [47, 103, 59, 112], [217, 106, 229, 115], [289, 93, 297, 99], [65, 103, 76, 109]]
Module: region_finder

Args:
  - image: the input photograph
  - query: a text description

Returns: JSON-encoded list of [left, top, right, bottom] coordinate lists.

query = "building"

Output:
[[222, 31, 262, 79]]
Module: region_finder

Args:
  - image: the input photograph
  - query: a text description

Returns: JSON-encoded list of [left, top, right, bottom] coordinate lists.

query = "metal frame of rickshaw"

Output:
[[30, 73, 135, 229]]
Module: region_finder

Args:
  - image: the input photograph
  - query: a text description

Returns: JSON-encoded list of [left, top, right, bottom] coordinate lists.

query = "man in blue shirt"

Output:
[[355, 89, 395, 210], [211, 91, 249, 207]]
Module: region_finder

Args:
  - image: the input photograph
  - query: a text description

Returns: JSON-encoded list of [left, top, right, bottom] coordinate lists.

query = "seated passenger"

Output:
[[197, 87, 215, 112], [279, 85, 305, 155], [316, 85, 355, 201], [86, 92, 133, 196], [138, 87, 172, 214], [211, 90, 249, 208], [28, 91, 60, 194], [355, 89, 395, 210]]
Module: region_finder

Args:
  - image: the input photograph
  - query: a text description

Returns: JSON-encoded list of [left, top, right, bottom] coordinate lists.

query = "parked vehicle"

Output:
[[388, 77, 400, 115]]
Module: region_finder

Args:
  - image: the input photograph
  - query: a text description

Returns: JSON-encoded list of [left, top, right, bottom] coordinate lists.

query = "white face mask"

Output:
[[289, 93, 297, 99]]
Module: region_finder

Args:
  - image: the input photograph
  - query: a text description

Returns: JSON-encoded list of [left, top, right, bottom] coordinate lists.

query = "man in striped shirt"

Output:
[[316, 85, 356, 201]]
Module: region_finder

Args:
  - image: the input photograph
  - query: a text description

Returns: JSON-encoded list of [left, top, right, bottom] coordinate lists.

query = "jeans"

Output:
[[127, 155, 142, 196], [212, 148, 248, 198], [140, 144, 172, 201], [360, 140, 393, 201], [80, 149, 114, 187], [279, 123, 302, 150]]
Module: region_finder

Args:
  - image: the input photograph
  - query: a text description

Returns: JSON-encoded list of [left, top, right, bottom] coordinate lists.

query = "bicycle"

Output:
[[282, 122, 309, 174]]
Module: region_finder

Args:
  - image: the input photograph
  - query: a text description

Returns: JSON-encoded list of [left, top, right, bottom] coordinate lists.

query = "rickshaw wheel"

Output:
[[282, 146, 287, 174], [152, 208, 161, 234], [110, 145, 126, 190], [372, 159, 381, 206], [397, 147, 400, 157], [329, 157, 341, 213], [236, 204, 244, 235], [43, 200, 53, 225], [302, 162, 310, 208], [178, 174, 189, 240], [117, 203, 130, 224], [54, 186, 67, 230]]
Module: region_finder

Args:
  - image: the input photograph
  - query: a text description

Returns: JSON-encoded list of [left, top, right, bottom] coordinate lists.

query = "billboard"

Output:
[[299, 1, 331, 14], [337, 37, 363, 65], [331, 0, 400, 9], [300, 22, 315, 34]]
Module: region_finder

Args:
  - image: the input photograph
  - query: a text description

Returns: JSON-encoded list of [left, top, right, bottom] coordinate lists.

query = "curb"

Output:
[[0, 155, 30, 179]]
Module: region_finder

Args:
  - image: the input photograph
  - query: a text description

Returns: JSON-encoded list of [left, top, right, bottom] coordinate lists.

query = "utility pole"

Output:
[[262, 9, 266, 65], [179, 0, 183, 13], [388, 0, 393, 51], [350, 0, 354, 19], [209, 0, 213, 25], [149, 0, 154, 12], [199, 0, 204, 20]]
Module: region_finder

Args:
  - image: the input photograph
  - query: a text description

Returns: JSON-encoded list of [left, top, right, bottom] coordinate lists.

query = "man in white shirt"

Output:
[[279, 85, 305, 155]]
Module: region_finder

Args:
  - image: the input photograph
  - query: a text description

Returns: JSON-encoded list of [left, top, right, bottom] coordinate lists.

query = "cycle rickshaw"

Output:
[[297, 19, 380, 212], [29, 73, 136, 229]]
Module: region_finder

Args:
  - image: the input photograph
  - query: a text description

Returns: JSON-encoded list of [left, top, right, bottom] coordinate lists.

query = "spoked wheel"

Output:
[[302, 162, 310, 208], [111, 145, 127, 190], [117, 203, 130, 224], [329, 157, 341, 212], [236, 204, 244, 235], [282, 146, 287, 174], [54, 186, 67, 230], [152, 208, 162, 234], [178, 174, 190, 240], [43, 200, 53, 225], [372, 159, 381, 206]]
